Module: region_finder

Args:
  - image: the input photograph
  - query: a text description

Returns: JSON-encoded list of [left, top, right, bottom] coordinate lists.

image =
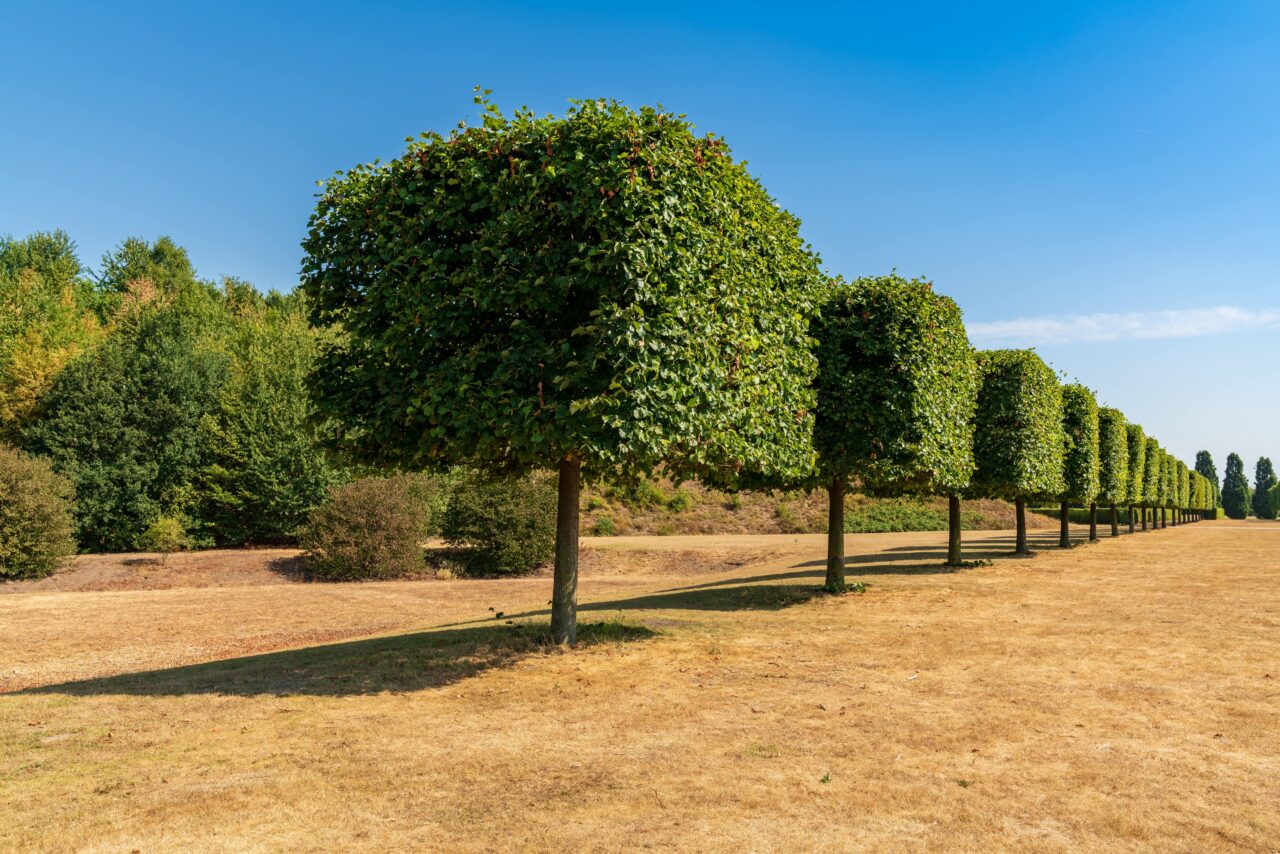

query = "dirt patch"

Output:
[[0, 548, 307, 594]]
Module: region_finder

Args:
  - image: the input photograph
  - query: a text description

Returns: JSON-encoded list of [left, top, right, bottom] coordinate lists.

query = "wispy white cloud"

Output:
[[968, 306, 1280, 346]]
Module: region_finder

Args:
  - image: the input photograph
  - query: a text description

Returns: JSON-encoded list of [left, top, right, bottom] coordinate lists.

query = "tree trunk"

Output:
[[1089, 502, 1098, 542], [947, 494, 963, 566], [1141, 506, 1148, 531], [551, 456, 581, 645], [824, 474, 846, 592], [1016, 496, 1028, 555], [1128, 504, 1135, 534], [1161, 507, 1167, 529], [1111, 503, 1119, 537], [1059, 501, 1070, 548]]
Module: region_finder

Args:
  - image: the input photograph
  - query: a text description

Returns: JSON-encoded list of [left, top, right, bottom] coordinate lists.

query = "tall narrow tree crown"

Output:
[[970, 349, 1065, 500]]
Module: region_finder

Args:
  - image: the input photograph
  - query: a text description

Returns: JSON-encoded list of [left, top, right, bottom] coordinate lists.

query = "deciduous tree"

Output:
[[301, 95, 824, 643], [811, 274, 978, 586], [970, 350, 1064, 555]]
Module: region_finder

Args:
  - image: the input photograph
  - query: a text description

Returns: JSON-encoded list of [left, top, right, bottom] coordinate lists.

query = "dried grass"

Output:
[[2, 521, 1277, 851]]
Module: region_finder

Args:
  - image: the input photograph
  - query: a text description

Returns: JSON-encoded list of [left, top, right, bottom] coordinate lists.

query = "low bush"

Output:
[[844, 499, 948, 533], [139, 516, 189, 565], [440, 471, 556, 575], [0, 445, 77, 580], [591, 516, 618, 536], [299, 474, 430, 580]]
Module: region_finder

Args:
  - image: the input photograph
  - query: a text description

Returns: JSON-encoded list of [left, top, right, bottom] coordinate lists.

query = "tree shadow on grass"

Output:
[[22, 620, 655, 698]]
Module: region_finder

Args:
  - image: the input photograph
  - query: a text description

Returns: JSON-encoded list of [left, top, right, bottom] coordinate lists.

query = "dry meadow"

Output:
[[2, 521, 1278, 851]]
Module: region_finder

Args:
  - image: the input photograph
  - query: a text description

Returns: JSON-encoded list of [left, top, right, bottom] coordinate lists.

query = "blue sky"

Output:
[[2, 0, 1276, 477]]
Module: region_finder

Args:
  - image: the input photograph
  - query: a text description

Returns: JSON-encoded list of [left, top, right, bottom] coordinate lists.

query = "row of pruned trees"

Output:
[[809, 276, 1219, 593], [302, 96, 1219, 643]]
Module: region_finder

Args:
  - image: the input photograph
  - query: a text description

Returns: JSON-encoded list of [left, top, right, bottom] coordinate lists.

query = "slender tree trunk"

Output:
[[1110, 503, 1119, 537], [1089, 502, 1098, 542], [1161, 507, 1167, 529], [1141, 506, 1148, 531], [825, 474, 846, 592], [1016, 496, 1028, 555], [1059, 501, 1070, 548], [1128, 504, 1135, 534], [551, 455, 581, 645], [947, 494, 963, 566]]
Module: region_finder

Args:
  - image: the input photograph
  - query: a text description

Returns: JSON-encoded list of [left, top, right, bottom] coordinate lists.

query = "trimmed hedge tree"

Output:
[[811, 275, 978, 588], [1143, 439, 1162, 530], [1057, 384, 1100, 546], [970, 350, 1064, 555], [1126, 423, 1147, 533], [301, 96, 824, 643], [1097, 407, 1128, 536]]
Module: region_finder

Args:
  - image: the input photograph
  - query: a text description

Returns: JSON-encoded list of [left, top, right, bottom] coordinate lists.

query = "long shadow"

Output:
[[22, 621, 655, 698]]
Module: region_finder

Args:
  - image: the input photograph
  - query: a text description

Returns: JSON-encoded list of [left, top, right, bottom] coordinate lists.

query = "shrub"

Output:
[[591, 516, 618, 537], [440, 472, 556, 575], [299, 475, 430, 580], [845, 499, 947, 533], [667, 488, 695, 513], [138, 516, 189, 565], [0, 444, 76, 580]]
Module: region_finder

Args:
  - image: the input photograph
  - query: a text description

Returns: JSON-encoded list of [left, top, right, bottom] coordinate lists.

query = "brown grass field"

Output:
[[2, 520, 1278, 852]]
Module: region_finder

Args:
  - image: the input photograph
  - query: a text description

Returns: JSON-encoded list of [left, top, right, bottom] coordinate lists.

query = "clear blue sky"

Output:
[[2, 0, 1276, 477]]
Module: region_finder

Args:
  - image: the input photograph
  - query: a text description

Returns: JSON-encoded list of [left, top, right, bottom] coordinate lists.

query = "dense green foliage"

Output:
[[0, 444, 77, 579], [24, 284, 232, 550], [1125, 423, 1147, 505], [811, 274, 978, 495], [301, 95, 824, 486], [196, 294, 349, 544], [1195, 450, 1221, 508], [970, 350, 1065, 500], [0, 232, 102, 441], [299, 475, 431, 580], [1253, 457, 1277, 519], [1142, 439, 1162, 507], [440, 472, 557, 574], [1096, 408, 1128, 505], [1222, 453, 1250, 519], [2, 234, 351, 552], [1059, 384, 1099, 502]]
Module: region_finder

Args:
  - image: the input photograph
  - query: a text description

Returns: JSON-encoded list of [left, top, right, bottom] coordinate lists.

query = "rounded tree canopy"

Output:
[[970, 349, 1064, 500], [1059, 383, 1100, 503], [1178, 460, 1190, 509], [1125, 422, 1146, 505], [811, 274, 977, 496], [1096, 407, 1128, 505], [301, 96, 825, 484]]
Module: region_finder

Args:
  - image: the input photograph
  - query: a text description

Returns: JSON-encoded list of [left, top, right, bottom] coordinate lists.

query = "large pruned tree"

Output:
[[1097, 407, 1128, 536], [1057, 383, 1099, 546], [970, 350, 1064, 556], [301, 95, 824, 643], [1142, 438, 1162, 530], [811, 274, 978, 589], [1126, 423, 1147, 533]]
